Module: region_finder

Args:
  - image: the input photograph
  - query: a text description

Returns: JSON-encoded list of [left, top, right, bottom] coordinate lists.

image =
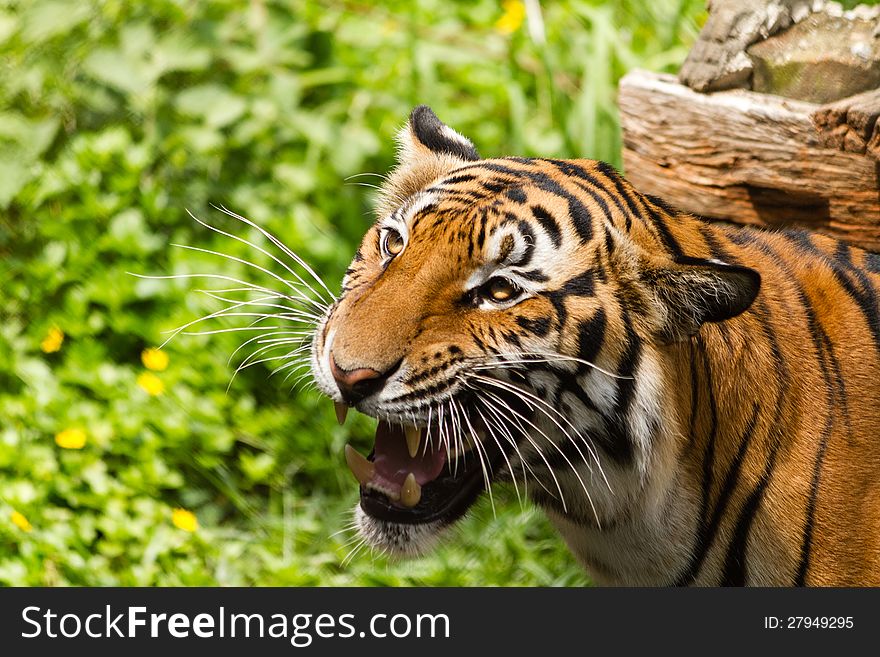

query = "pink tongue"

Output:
[[373, 421, 446, 487]]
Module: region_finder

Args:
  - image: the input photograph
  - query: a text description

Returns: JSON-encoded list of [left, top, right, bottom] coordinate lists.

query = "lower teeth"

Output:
[[400, 472, 421, 507]]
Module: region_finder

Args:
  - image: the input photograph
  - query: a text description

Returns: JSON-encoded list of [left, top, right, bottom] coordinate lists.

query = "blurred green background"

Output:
[[0, 0, 707, 586]]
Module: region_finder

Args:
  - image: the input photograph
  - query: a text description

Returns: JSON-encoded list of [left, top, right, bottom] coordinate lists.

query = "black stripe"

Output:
[[545, 159, 624, 222], [514, 220, 536, 267], [730, 233, 847, 430], [429, 189, 487, 204], [471, 331, 487, 353], [673, 403, 759, 586], [560, 270, 595, 297], [697, 222, 729, 262], [505, 186, 527, 203], [554, 372, 601, 415], [795, 419, 832, 586], [866, 252, 880, 274], [556, 376, 636, 466], [684, 341, 701, 454], [644, 195, 684, 257], [613, 314, 641, 415], [677, 336, 719, 586], [544, 291, 567, 327], [645, 193, 679, 216], [679, 231, 778, 583], [601, 415, 634, 464], [456, 161, 594, 243], [502, 330, 522, 348], [833, 240, 852, 266], [515, 315, 551, 337], [566, 192, 595, 244], [719, 432, 781, 586], [474, 209, 488, 253], [785, 231, 880, 357], [698, 341, 718, 520], [728, 231, 842, 585], [535, 432, 597, 480], [577, 309, 606, 364], [441, 173, 478, 185], [485, 324, 498, 344], [596, 314, 642, 465], [481, 180, 508, 194], [595, 161, 640, 232], [409, 203, 439, 233], [604, 224, 615, 255], [531, 205, 563, 247], [721, 330, 786, 585], [520, 269, 549, 282]]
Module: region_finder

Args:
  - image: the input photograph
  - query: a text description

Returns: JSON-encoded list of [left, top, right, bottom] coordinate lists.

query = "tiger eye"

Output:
[[486, 277, 518, 302], [383, 228, 405, 257]]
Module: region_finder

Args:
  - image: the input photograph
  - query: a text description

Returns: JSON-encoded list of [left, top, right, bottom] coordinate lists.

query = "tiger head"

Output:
[[311, 106, 759, 559]]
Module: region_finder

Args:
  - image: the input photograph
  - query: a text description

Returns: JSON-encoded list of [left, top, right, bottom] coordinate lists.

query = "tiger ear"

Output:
[[398, 105, 480, 165], [377, 106, 479, 217], [645, 256, 761, 343]]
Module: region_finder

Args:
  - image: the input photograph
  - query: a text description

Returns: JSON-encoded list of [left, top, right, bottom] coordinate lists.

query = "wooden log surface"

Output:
[[811, 88, 880, 158], [618, 69, 880, 251]]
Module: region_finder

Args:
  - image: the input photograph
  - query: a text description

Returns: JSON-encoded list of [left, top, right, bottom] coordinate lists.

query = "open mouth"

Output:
[[341, 411, 504, 525]]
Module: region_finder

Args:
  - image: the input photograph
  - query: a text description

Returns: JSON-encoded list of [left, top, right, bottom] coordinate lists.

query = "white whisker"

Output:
[[468, 373, 610, 494], [212, 204, 336, 303], [186, 208, 333, 306], [474, 351, 629, 380], [170, 242, 327, 313], [466, 383, 569, 513], [457, 398, 496, 518]]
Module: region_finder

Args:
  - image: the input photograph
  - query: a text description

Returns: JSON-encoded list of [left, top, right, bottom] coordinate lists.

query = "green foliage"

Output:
[[0, 0, 704, 585]]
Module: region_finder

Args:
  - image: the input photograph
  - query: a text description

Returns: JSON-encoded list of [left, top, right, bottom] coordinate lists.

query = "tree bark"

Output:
[[811, 88, 880, 158]]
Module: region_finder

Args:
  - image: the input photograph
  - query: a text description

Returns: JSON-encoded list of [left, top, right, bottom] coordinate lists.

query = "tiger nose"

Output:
[[329, 355, 398, 404]]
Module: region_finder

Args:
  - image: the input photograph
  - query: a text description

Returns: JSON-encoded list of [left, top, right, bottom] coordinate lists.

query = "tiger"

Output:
[[310, 105, 880, 586]]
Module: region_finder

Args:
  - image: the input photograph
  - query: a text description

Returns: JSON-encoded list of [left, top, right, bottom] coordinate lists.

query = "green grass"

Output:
[[0, 0, 705, 586]]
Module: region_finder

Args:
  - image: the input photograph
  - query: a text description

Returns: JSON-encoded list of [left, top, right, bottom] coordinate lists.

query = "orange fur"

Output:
[[317, 108, 880, 585]]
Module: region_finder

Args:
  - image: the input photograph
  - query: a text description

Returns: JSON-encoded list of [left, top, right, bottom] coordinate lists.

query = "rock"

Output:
[[678, 0, 822, 92], [747, 10, 880, 103]]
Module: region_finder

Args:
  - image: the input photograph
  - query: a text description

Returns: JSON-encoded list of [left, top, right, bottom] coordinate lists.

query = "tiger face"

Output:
[[311, 106, 762, 565]]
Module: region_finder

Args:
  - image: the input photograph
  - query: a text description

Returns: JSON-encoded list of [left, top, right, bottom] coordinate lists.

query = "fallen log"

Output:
[[618, 69, 880, 251]]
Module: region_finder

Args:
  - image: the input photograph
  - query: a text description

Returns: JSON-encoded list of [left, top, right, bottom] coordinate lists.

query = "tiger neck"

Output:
[[537, 216, 770, 585], [538, 323, 766, 585]]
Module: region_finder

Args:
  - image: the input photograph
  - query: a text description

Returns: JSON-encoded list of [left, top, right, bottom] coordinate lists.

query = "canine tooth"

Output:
[[344, 444, 374, 485], [404, 425, 420, 458], [334, 401, 348, 425], [400, 472, 421, 508]]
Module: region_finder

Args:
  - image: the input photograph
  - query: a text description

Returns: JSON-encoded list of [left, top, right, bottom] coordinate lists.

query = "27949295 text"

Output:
[[763, 616, 854, 630]]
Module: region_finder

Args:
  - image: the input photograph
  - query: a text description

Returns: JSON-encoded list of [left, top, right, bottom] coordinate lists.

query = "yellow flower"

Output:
[[495, 0, 525, 34], [137, 371, 165, 396], [40, 326, 64, 353], [141, 347, 169, 371], [172, 508, 198, 532], [55, 428, 87, 449], [11, 510, 32, 533]]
